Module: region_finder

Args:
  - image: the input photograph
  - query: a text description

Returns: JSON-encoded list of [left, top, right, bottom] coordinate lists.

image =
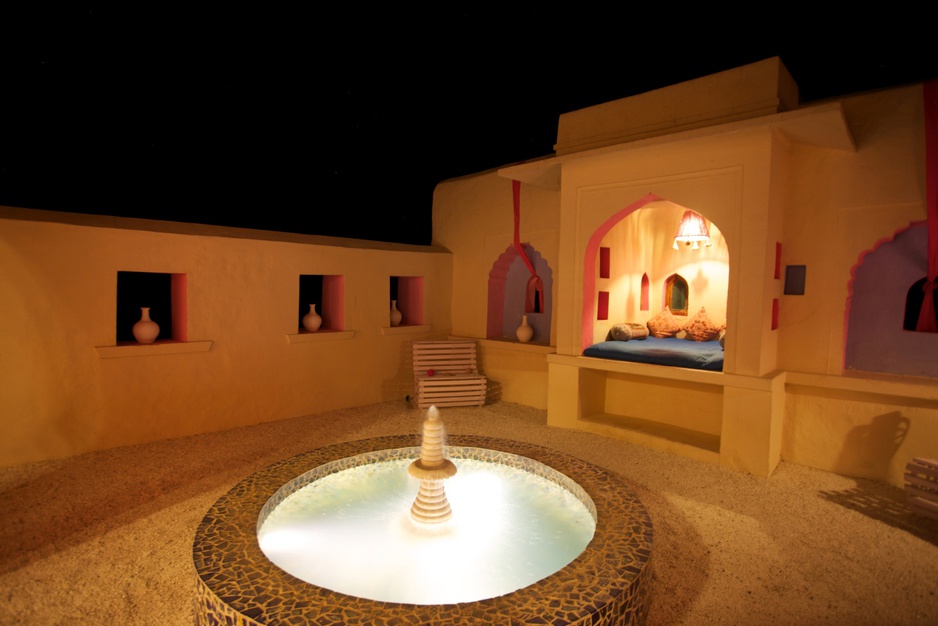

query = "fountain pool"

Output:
[[193, 433, 654, 625], [257, 453, 596, 604]]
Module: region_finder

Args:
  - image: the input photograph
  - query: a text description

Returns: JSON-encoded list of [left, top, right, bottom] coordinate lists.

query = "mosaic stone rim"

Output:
[[193, 434, 655, 625]]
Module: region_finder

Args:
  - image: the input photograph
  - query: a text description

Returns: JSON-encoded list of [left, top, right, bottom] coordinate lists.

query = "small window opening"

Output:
[[641, 273, 649, 311], [665, 274, 688, 316], [117, 271, 180, 343], [525, 275, 544, 314], [597, 291, 609, 320], [903, 277, 938, 331]]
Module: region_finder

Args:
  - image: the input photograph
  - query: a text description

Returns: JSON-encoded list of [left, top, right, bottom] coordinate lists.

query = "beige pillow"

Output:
[[609, 322, 649, 341], [683, 307, 722, 342], [646, 307, 682, 338]]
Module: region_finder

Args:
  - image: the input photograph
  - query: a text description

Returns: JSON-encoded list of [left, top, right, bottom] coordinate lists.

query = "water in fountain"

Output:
[[257, 406, 596, 605]]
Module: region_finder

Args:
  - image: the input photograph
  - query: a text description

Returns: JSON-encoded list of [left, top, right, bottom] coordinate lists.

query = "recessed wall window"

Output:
[[391, 276, 424, 326], [597, 291, 609, 321], [665, 274, 688, 316], [299, 274, 344, 331], [903, 276, 938, 331], [599, 247, 611, 279], [641, 273, 649, 311], [117, 271, 187, 343], [525, 275, 544, 314]]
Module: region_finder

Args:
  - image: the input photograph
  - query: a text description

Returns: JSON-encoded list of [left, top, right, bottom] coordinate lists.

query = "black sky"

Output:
[[3, 8, 937, 245]]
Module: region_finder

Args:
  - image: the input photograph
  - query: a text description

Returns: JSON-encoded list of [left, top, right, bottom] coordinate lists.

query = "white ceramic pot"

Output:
[[303, 304, 322, 332], [390, 300, 402, 327], [516, 315, 534, 343], [133, 307, 160, 344]]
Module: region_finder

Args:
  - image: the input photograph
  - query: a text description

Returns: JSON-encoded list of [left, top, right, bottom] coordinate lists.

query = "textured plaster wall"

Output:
[[0, 210, 453, 467], [556, 132, 772, 375], [778, 85, 927, 374], [432, 171, 560, 408], [445, 80, 935, 487], [783, 383, 938, 487], [4, 74, 936, 488]]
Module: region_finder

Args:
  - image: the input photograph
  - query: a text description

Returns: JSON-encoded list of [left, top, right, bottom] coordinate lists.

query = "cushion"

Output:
[[646, 307, 682, 338], [719, 328, 726, 349], [609, 322, 649, 341], [683, 307, 722, 342]]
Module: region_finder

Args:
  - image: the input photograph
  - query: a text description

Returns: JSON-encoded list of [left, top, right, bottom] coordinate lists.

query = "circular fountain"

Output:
[[193, 407, 655, 625]]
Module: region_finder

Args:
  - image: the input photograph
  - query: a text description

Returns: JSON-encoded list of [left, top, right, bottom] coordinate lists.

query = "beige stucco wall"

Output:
[[554, 129, 779, 377], [432, 171, 561, 409], [779, 84, 928, 374], [3, 66, 936, 489], [0, 210, 453, 467], [433, 77, 937, 488]]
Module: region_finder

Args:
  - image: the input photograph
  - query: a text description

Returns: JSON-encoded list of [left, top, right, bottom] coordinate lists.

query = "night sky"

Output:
[[3, 8, 937, 245]]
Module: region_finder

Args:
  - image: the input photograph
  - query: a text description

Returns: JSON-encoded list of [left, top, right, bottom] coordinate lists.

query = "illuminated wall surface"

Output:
[[3, 58, 937, 488]]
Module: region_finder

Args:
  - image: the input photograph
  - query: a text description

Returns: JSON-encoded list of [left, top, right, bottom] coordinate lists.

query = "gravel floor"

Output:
[[1, 400, 936, 625]]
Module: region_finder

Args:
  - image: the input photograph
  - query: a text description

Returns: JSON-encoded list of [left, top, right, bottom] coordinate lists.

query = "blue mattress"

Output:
[[583, 337, 724, 371]]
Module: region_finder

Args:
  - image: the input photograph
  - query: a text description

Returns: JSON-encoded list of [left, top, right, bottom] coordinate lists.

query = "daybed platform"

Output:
[[583, 337, 724, 371]]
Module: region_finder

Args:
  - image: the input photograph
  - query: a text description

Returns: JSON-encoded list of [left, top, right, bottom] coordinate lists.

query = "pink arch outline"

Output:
[[581, 193, 664, 351], [842, 220, 926, 369]]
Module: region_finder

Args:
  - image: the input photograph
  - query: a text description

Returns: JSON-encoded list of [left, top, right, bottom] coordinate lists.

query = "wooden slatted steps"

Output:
[[412, 340, 487, 409], [904, 457, 938, 522]]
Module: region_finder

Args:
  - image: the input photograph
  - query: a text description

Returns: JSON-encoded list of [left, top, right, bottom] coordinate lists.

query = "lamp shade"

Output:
[[673, 210, 710, 249]]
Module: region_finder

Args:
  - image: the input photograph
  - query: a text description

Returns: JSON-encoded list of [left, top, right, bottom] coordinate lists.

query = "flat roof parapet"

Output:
[[555, 57, 799, 155]]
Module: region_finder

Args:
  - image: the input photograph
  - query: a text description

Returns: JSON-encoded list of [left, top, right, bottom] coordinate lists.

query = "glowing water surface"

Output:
[[257, 457, 596, 605]]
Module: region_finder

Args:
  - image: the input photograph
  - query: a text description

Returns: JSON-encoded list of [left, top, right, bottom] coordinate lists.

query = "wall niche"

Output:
[[116, 271, 187, 343]]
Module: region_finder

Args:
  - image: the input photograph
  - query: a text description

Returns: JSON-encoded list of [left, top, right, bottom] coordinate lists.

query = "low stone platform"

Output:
[[192, 434, 654, 625]]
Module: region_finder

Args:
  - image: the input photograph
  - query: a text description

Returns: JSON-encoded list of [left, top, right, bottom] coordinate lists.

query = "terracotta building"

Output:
[[2, 58, 935, 489]]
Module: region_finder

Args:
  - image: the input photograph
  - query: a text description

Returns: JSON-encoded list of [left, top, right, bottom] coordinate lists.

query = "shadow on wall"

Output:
[[833, 411, 910, 480], [820, 409, 935, 544]]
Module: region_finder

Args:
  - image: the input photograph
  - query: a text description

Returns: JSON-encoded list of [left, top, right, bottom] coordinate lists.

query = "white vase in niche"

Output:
[[302, 304, 322, 332], [133, 307, 160, 344], [516, 315, 534, 343], [390, 300, 402, 327]]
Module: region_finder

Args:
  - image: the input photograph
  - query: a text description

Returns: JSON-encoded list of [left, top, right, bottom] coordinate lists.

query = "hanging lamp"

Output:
[[673, 210, 711, 250]]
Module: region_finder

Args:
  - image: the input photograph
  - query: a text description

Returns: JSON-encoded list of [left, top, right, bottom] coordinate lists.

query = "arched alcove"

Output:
[[845, 221, 938, 376], [581, 194, 729, 351], [487, 244, 553, 344]]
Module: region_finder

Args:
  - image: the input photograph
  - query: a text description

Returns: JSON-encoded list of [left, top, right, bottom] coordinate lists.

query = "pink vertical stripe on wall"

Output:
[[775, 242, 782, 279], [641, 273, 649, 310], [916, 80, 938, 331], [599, 247, 610, 279], [171, 273, 188, 342]]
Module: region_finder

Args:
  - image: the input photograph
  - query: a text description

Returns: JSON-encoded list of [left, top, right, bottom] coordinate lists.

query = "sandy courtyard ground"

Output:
[[1, 401, 936, 625]]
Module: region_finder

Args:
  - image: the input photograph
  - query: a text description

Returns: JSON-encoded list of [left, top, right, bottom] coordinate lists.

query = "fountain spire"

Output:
[[408, 405, 457, 523]]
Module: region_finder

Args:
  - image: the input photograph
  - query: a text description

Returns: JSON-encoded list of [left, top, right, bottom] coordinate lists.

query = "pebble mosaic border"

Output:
[[192, 435, 654, 625]]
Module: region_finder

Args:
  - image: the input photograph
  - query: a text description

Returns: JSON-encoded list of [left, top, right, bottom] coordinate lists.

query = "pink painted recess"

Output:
[[597, 291, 609, 321], [599, 247, 611, 279], [397, 276, 423, 325], [171, 273, 188, 342], [323, 275, 344, 331]]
